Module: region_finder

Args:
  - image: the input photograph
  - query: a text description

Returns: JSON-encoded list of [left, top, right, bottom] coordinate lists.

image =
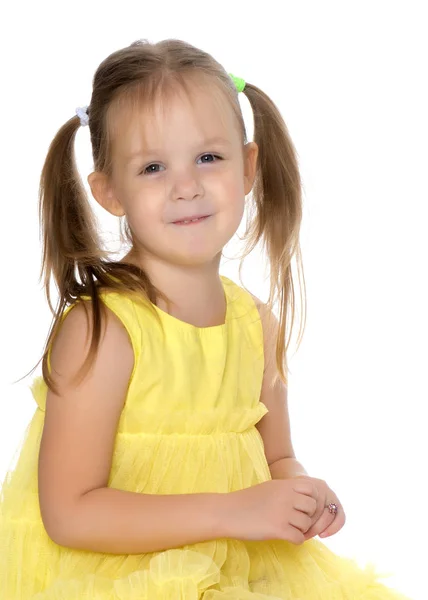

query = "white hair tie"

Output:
[[76, 105, 89, 127]]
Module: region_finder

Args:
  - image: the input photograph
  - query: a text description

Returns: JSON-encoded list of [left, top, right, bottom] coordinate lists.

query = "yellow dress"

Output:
[[0, 275, 411, 599]]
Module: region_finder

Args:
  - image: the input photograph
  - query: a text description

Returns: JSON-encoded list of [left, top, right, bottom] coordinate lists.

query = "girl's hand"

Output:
[[292, 475, 346, 540], [225, 478, 319, 545]]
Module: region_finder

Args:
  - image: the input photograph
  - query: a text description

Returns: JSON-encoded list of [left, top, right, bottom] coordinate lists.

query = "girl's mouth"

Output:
[[173, 215, 210, 226]]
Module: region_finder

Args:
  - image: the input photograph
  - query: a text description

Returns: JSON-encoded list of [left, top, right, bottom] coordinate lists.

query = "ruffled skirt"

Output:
[[0, 387, 411, 599]]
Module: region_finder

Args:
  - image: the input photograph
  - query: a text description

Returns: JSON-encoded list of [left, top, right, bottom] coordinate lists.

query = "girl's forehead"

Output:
[[109, 80, 241, 163]]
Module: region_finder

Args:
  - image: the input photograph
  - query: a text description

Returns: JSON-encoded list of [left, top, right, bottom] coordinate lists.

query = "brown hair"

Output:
[[20, 38, 306, 395]]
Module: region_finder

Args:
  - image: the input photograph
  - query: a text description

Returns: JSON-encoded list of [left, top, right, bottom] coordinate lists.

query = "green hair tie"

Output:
[[229, 73, 246, 93]]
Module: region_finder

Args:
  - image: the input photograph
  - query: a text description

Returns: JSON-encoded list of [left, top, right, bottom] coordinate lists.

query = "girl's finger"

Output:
[[319, 508, 346, 538], [304, 509, 335, 540], [313, 492, 328, 523]]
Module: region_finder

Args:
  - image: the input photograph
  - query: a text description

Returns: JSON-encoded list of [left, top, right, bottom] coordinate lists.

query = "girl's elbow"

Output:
[[40, 501, 81, 549]]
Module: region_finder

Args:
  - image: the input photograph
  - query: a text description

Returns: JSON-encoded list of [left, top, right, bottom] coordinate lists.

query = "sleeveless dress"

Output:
[[0, 275, 411, 599]]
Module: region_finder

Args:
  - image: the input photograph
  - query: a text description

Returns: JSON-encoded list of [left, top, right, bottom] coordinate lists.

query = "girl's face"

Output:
[[89, 80, 258, 268]]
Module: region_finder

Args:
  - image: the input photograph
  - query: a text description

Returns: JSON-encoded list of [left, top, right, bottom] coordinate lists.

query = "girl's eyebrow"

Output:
[[125, 136, 232, 162]]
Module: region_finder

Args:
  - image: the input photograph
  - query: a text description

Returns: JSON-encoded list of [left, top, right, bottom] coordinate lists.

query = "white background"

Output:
[[1, 2, 426, 598]]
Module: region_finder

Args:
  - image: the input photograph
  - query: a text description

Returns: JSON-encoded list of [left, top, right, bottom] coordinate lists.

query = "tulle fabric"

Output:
[[0, 382, 411, 599], [0, 277, 412, 598]]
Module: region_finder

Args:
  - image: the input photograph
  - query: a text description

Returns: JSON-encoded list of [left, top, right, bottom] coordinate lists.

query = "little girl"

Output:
[[0, 38, 411, 599]]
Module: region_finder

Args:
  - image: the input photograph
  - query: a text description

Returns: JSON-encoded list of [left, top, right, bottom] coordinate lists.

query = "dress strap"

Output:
[[221, 275, 264, 362]]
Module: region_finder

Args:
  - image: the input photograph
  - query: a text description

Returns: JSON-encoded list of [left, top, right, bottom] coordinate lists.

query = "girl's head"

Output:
[[34, 38, 305, 393], [87, 66, 258, 269]]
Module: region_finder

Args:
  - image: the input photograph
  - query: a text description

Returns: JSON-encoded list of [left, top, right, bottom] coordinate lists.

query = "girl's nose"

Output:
[[173, 170, 204, 201]]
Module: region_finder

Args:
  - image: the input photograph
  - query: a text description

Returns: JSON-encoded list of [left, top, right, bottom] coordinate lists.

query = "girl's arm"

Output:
[[38, 302, 231, 554], [252, 295, 309, 479]]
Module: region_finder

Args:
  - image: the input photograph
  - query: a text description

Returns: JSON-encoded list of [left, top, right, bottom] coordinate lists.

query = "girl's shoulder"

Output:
[[56, 287, 145, 369], [220, 275, 264, 319]]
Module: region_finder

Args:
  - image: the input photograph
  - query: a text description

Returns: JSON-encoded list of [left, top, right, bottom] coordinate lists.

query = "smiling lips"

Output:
[[172, 215, 210, 225]]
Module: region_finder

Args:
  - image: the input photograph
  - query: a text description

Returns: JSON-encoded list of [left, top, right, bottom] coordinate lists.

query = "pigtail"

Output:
[[34, 113, 104, 394], [39, 113, 106, 312], [241, 83, 307, 388]]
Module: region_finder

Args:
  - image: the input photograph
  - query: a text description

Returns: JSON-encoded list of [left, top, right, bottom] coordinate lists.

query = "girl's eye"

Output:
[[198, 153, 221, 164], [141, 154, 222, 175], [143, 164, 163, 175]]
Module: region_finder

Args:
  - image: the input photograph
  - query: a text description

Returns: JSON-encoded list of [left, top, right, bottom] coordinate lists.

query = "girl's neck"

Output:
[[119, 251, 226, 328]]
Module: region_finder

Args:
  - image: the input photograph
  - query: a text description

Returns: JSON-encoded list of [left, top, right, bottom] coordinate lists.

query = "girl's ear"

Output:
[[87, 171, 126, 217], [243, 142, 259, 195]]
